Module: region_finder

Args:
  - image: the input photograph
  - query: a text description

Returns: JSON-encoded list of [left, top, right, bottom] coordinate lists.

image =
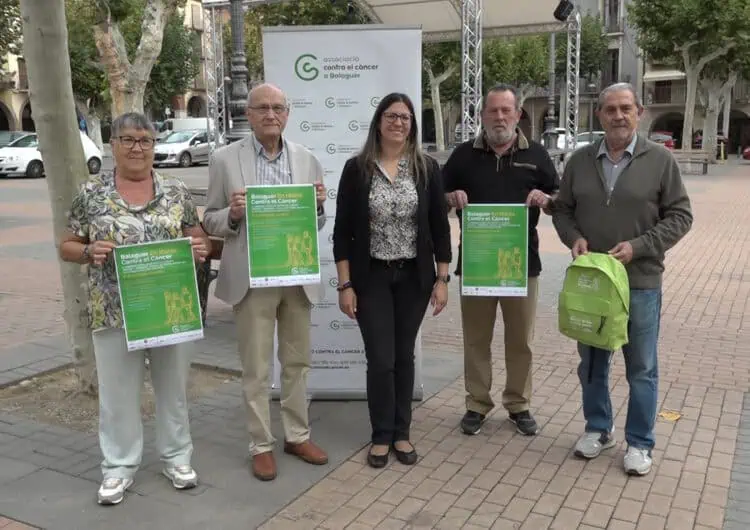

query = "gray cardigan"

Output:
[[552, 135, 693, 289]]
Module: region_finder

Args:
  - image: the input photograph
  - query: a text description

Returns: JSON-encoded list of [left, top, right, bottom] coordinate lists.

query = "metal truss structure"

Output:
[[563, 10, 581, 150], [200, 0, 579, 151], [459, 0, 482, 142], [203, 3, 228, 152]]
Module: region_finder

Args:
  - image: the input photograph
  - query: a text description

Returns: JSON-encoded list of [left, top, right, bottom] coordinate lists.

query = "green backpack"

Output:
[[558, 252, 630, 351]]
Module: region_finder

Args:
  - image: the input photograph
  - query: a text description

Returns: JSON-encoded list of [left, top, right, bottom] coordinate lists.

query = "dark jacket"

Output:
[[444, 129, 559, 277], [552, 135, 693, 289], [333, 155, 453, 293]]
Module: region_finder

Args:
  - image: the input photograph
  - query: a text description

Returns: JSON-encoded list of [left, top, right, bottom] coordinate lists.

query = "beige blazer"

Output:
[[203, 135, 326, 306]]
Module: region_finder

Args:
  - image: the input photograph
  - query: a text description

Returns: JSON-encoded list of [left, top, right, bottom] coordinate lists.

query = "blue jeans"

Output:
[[577, 289, 662, 450]]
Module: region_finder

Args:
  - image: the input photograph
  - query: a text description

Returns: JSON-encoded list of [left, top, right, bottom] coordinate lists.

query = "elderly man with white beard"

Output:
[[443, 84, 560, 437]]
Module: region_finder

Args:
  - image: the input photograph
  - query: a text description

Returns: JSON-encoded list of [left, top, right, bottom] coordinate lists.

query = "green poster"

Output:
[[114, 238, 204, 351], [246, 183, 321, 287], [461, 204, 529, 296]]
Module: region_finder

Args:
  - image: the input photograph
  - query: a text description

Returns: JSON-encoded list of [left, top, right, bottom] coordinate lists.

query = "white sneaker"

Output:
[[97, 477, 133, 505], [574, 431, 616, 459], [163, 464, 199, 489], [623, 446, 652, 476]]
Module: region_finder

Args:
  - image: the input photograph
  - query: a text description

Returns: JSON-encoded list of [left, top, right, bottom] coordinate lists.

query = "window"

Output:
[[9, 134, 38, 148], [17, 58, 28, 90], [603, 50, 619, 86], [605, 0, 620, 32], [653, 81, 671, 104]]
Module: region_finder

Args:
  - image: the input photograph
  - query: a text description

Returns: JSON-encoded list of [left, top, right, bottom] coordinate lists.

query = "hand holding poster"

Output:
[[114, 238, 204, 351], [246, 183, 321, 288], [461, 204, 529, 297]]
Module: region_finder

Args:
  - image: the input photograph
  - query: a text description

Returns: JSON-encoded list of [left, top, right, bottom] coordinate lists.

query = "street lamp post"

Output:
[[227, 0, 251, 142]]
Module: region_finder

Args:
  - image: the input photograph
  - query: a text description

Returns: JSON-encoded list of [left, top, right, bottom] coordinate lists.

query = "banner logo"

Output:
[[326, 143, 337, 154], [299, 120, 334, 133], [294, 54, 319, 81], [370, 96, 381, 108], [330, 320, 358, 331], [329, 277, 339, 288], [327, 188, 337, 200], [327, 233, 334, 243], [348, 120, 369, 132], [325, 97, 336, 109]]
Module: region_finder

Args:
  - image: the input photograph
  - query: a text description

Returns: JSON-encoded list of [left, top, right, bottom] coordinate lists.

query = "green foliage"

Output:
[[0, 0, 22, 72], [422, 41, 461, 105], [628, 0, 750, 65], [144, 10, 201, 112], [556, 13, 608, 80], [229, 0, 369, 82], [67, 0, 107, 104], [484, 36, 548, 93]]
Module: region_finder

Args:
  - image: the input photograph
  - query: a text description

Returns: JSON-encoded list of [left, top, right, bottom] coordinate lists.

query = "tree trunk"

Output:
[[20, 0, 97, 395], [424, 59, 458, 152], [88, 111, 104, 151], [721, 96, 731, 139], [431, 82, 446, 152], [720, 73, 737, 152], [679, 42, 733, 150], [93, 0, 177, 115], [700, 78, 722, 163], [75, 98, 104, 151], [682, 67, 700, 150], [518, 84, 533, 109]]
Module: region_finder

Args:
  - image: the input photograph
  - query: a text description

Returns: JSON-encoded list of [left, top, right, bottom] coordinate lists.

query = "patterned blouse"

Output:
[[67, 171, 200, 330], [368, 159, 419, 260]]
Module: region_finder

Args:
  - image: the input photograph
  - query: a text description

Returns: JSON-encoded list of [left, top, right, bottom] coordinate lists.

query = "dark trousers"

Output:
[[355, 259, 431, 445]]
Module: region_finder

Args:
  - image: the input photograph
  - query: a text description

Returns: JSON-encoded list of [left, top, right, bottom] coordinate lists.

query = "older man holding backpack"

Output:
[[552, 83, 692, 476]]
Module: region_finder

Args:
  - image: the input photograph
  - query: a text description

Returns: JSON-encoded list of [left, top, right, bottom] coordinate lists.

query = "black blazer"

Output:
[[333, 155, 453, 293]]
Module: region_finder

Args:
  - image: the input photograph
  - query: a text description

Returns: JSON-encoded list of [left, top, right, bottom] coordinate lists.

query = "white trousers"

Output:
[[92, 328, 194, 480]]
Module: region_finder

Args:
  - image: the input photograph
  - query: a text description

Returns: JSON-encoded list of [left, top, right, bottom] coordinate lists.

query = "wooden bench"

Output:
[[671, 149, 709, 175]]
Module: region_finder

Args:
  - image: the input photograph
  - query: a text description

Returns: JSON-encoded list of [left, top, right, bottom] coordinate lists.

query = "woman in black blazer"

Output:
[[332, 92, 452, 468]]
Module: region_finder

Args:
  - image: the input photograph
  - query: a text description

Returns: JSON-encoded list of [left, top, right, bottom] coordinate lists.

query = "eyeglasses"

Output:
[[383, 112, 412, 123], [116, 136, 155, 150], [249, 105, 289, 115]]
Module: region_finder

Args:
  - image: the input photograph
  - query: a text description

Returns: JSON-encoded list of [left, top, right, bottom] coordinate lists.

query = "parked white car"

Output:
[[153, 129, 213, 168], [0, 131, 102, 178]]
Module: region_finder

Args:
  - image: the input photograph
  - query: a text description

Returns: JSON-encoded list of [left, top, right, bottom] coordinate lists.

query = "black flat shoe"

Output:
[[367, 446, 390, 468], [392, 443, 418, 466]]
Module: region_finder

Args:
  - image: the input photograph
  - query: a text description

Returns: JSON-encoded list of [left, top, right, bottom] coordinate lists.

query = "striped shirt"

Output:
[[252, 134, 292, 185]]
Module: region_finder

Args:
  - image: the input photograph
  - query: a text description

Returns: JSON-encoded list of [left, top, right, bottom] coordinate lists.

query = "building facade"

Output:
[[520, 0, 643, 141]]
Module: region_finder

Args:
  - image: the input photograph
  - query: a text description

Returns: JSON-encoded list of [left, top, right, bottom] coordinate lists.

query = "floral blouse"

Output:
[[67, 171, 199, 330], [368, 159, 419, 260]]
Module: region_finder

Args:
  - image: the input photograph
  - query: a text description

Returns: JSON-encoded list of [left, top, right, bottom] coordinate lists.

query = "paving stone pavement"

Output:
[[0, 160, 748, 529]]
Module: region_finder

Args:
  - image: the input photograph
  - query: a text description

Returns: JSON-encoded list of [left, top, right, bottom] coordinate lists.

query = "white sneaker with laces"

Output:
[[623, 446, 652, 476], [574, 431, 616, 459], [163, 464, 199, 489], [97, 477, 133, 505]]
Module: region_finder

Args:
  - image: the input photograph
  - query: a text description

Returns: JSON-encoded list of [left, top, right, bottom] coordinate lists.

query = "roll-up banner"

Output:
[[262, 24, 424, 400]]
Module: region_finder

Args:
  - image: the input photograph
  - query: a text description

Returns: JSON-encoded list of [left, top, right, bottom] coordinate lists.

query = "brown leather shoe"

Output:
[[283, 440, 329, 465], [251, 452, 277, 481]]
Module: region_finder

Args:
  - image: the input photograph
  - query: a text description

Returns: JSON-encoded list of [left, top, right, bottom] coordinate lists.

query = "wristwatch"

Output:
[[437, 274, 450, 284]]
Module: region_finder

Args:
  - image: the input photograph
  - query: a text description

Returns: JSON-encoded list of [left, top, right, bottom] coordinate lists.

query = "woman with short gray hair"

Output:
[[59, 112, 210, 505]]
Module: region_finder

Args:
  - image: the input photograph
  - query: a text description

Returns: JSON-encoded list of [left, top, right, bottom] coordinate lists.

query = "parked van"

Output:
[[159, 118, 213, 133]]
